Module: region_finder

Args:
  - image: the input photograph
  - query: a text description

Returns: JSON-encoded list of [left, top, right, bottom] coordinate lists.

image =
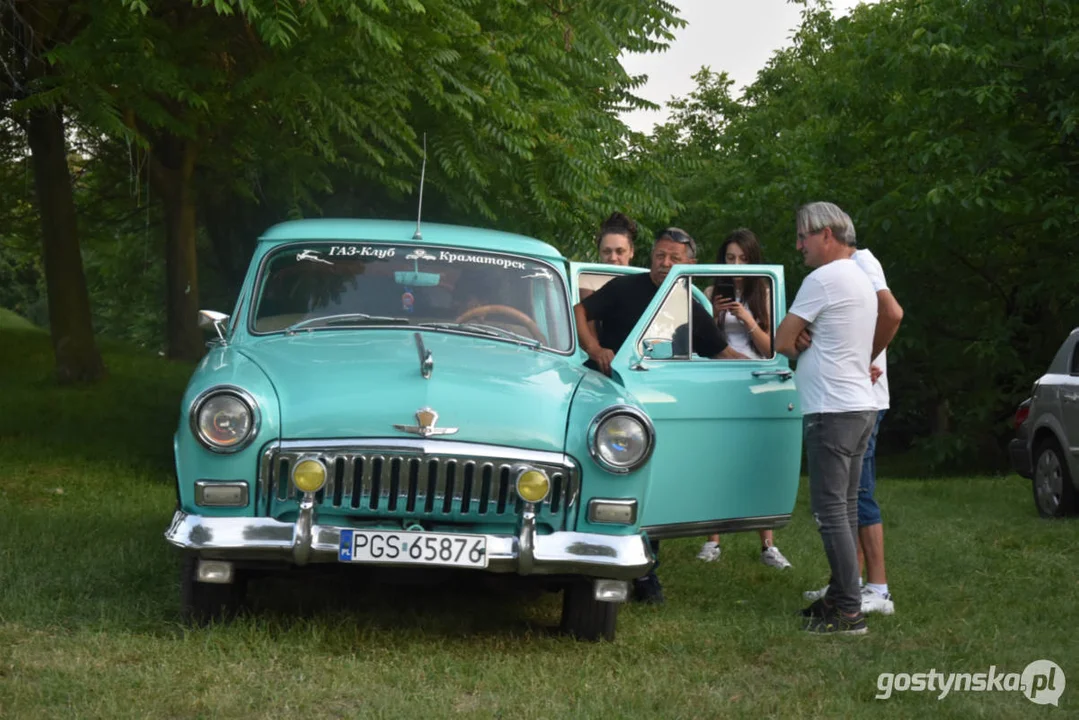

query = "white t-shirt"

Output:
[[852, 248, 890, 410], [788, 258, 878, 414]]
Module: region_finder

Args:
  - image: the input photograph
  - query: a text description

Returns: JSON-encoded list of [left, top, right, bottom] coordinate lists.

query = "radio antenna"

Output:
[[413, 133, 427, 241]]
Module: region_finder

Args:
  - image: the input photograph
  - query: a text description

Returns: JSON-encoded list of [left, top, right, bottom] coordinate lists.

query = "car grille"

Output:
[[259, 440, 580, 529]]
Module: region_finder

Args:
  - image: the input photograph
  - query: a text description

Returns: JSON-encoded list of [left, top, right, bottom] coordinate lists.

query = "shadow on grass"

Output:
[[241, 566, 565, 641]]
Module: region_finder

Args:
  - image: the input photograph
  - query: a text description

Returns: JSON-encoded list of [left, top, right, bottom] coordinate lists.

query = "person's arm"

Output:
[[574, 303, 613, 374], [690, 300, 748, 359], [714, 345, 749, 360], [871, 289, 903, 360], [778, 274, 824, 360], [775, 313, 808, 360], [748, 290, 772, 357]]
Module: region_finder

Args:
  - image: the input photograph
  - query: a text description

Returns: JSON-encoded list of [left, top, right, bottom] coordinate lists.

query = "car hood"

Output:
[[240, 331, 588, 453]]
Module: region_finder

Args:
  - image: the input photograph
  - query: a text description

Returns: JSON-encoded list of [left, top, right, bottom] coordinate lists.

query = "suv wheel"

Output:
[[180, 554, 247, 626], [560, 579, 618, 642], [1033, 440, 1077, 518]]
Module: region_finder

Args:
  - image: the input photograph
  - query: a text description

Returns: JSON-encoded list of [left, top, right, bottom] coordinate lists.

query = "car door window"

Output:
[[638, 274, 774, 360], [578, 271, 617, 301], [637, 277, 691, 356]]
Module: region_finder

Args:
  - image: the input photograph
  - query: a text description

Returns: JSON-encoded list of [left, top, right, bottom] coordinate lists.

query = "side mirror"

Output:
[[641, 338, 673, 360], [198, 310, 230, 344]]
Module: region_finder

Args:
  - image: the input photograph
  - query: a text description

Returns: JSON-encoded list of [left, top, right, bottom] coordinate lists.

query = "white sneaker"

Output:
[[696, 541, 721, 562], [761, 546, 792, 569], [803, 583, 830, 601], [861, 587, 895, 615]]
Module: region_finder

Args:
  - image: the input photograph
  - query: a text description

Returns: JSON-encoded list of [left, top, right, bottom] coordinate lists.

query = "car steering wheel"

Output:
[[454, 304, 547, 343]]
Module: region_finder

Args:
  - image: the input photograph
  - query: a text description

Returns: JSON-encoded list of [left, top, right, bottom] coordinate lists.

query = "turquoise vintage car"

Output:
[[166, 219, 802, 640]]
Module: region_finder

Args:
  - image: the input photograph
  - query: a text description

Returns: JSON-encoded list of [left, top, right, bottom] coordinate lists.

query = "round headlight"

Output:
[[293, 458, 327, 493], [192, 389, 257, 452], [589, 408, 654, 473], [516, 468, 550, 503]]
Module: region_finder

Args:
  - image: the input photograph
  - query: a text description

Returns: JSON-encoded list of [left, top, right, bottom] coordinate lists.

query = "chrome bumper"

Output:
[[164, 509, 654, 581]]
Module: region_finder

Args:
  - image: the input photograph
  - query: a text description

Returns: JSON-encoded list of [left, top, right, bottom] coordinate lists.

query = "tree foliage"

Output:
[[650, 0, 1079, 469], [21, 0, 684, 359]]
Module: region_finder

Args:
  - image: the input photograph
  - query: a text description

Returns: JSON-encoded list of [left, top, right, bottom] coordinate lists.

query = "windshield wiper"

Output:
[[285, 313, 409, 334], [417, 321, 541, 349]]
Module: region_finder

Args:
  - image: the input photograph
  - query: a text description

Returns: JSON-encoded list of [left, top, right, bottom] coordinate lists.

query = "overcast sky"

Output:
[[621, 0, 878, 133]]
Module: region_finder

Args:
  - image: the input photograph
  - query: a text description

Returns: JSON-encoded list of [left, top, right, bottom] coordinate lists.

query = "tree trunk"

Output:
[[149, 134, 202, 361], [25, 108, 107, 384]]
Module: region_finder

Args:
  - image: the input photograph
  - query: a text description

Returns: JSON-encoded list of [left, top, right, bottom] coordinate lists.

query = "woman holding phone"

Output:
[[697, 228, 791, 569]]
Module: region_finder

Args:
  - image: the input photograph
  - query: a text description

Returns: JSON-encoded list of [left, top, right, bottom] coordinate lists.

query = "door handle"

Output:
[[752, 369, 793, 381]]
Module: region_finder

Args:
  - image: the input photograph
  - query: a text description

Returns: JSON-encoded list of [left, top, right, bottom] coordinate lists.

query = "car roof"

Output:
[[258, 219, 564, 262]]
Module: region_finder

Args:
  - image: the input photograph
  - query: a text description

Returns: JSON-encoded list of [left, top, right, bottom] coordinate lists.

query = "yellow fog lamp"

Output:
[[292, 458, 327, 493], [515, 467, 550, 504]]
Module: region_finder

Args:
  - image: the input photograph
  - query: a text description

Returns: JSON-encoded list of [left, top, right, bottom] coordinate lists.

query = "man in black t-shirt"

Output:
[[574, 228, 745, 374], [572, 228, 746, 605]]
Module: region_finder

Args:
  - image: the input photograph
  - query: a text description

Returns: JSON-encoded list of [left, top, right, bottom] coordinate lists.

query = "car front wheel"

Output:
[[1032, 440, 1077, 518], [180, 554, 247, 626], [560, 579, 618, 642]]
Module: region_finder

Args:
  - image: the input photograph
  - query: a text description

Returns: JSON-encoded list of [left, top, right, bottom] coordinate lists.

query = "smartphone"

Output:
[[713, 278, 736, 302]]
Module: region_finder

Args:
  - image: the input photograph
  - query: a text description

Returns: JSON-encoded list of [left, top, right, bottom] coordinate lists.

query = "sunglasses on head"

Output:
[[656, 227, 697, 255]]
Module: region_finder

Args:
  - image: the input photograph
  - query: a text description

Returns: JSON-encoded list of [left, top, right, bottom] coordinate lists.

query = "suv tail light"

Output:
[[1014, 400, 1031, 429]]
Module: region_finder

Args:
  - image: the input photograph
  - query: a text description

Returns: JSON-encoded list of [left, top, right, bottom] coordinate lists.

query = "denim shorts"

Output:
[[857, 410, 887, 527]]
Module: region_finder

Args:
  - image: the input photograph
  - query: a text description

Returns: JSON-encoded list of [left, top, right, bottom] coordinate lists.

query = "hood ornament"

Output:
[[394, 407, 458, 437], [414, 332, 433, 379]]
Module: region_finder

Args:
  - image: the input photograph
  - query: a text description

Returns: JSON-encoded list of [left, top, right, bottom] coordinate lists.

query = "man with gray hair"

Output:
[[776, 202, 878, 634]]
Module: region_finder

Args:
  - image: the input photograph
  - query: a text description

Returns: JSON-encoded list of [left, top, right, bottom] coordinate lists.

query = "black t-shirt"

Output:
[[580, 271, 728, 357]]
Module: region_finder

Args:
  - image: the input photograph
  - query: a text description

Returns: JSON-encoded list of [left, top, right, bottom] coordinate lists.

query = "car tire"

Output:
[[1032, 439, 1077, 518], [180, 554, 247, 626], [560, 579, 618, 642]]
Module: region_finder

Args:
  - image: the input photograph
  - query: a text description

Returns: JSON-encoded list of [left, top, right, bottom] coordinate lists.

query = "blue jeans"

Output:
[[857, 410, 887, 527]]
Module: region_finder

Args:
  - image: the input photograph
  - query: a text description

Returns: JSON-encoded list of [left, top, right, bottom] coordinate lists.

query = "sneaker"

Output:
[[803, 583, 830, 601], [861, 587, 895, 615], [632, 573, 666, 605], [761, 546, 792, 569], [802, 605, 868, 635], [799, 598, 828, 618], [696, 541, 721, 562]]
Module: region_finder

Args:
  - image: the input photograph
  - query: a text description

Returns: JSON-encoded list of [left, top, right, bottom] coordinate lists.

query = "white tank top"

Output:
[[720, 294, 762, 359]]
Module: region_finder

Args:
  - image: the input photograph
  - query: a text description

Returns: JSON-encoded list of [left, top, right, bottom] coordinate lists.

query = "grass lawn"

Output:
[[0, 307, 41, 332], [1, 325, 1075, 719]]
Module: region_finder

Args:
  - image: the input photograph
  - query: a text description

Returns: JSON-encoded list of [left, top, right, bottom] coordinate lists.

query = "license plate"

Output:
[[338, 529, 488, 569]]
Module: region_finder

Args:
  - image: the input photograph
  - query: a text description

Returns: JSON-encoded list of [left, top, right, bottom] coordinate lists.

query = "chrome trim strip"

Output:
[[684, 276, 692, 358], [194, 481, 249, 507], [276, 438, 574, 466], [643, 514, 792, 540], [586, 405, 656, 474], [188, 386, 261, 454], [164, 511, 652, 580]]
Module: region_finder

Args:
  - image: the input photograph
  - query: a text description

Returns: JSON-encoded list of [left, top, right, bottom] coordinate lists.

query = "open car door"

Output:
[[606, 264, 802, 539]]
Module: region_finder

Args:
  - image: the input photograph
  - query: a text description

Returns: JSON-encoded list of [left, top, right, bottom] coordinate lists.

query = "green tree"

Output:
[[1, 1, 108, 382], [34, 0, 679, 360], [652, 0, 1079, 468]]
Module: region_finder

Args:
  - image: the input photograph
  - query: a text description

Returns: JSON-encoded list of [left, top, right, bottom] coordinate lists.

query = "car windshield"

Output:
[[251, 242, 573, 351]]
